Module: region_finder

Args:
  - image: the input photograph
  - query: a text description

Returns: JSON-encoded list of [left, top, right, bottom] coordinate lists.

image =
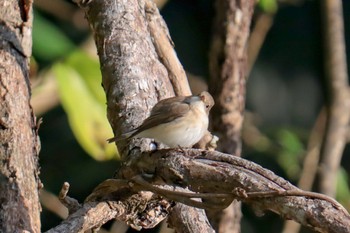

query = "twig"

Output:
[[63, 1, 350, 233], [131, 174, 347, 213], [40, 189, 68, 219], [58, 182, 82, 214], [282, 108, 327, 233], [319, 0, 350, 197], [298, 108, 327, 190], [130, 175, 233, 209]]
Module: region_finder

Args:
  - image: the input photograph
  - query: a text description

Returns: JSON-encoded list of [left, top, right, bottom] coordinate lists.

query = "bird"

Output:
[[107, 91, 214, 148]]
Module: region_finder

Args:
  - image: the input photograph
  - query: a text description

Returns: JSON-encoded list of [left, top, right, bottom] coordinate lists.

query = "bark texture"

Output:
[[209, 0, 254, 156], [0, 0, 41, 232], [168, 204, 215, 233], [208, 0, 254, 231], [74, 0, 213, 231], [81, 0, 174, 156], [48, 149, 350, 233]]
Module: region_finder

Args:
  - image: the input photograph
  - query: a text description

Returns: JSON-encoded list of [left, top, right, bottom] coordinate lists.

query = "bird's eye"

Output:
[[206, 105, 210, 109]]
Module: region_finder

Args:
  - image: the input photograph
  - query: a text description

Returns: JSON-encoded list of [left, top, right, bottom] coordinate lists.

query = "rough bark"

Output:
[[168, 204, 215, 233], [73, 0, 213, 232], [144, 0, 191, 96], [208, 0, 254, 232], [47, 148, 350, 233], [80, 0, 174, 155], [209, 0, 254, 156], [0, 0, 41, 232]]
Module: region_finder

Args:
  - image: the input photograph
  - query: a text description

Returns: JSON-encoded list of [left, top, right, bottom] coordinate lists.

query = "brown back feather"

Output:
[[130, 96, 191, 137]]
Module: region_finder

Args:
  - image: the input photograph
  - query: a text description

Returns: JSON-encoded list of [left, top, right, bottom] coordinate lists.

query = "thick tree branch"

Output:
[[48, 149, 350, 233], [46, 202, 122, 233], [75, 0, 174, 155], [209, 0, 254, 156], [72, 0, 213, 232], [208, 0, 255, 231]]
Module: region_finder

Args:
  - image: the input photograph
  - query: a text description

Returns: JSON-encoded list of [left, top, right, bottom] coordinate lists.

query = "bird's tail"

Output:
[[106, 130, 135, 143]]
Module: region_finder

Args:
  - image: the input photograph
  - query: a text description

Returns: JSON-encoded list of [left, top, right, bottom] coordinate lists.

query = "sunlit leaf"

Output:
[[65, 51, 105, 104], [53, 62, 117, 160]]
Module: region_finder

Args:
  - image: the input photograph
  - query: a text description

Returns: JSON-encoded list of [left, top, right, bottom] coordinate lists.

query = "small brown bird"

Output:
[[108, 91, 214, 148]]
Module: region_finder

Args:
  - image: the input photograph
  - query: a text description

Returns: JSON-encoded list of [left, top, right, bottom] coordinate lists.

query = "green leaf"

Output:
[[276, 129, 304, 179], [33, 11, 75, 61], [53, 62, 117, 160], [259, 0, 278, 14], [337, 168, 350, 210]]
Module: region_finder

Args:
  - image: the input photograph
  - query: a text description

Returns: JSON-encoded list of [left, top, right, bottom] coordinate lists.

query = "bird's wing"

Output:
[[131, 96, 191, 137]]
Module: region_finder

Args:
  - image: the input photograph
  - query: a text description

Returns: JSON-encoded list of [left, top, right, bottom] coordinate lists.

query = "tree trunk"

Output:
[[0, 0, 41, 232], [208, 0, 255, 232]]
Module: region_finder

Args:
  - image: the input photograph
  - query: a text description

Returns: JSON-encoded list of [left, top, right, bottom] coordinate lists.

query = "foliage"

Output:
[[259, 0, 278, 14], [53, 51, 117, 160], [337, 168, 350, 209], [275, 129, 304, 180], [33, 10, 75, 62]]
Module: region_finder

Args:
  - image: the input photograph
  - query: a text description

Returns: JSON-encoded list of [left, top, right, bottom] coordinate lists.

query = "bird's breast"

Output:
[[137, 107, 208, 147]]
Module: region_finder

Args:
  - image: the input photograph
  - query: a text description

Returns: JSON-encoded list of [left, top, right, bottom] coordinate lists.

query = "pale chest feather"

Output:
[[137, 102, 208, 147]]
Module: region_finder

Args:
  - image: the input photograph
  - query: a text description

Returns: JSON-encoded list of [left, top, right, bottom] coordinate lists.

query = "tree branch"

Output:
[[319, 0, 350, 197], [209, 0, 254, 156], [168, 204, 215, 233], [72, 0, 213, 232], [48, 149, 350, 233], [75, 0, 175, 154], [208, 0, 255, 231], [282, 108, 327, 233], [144, 1, 191, 96]]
